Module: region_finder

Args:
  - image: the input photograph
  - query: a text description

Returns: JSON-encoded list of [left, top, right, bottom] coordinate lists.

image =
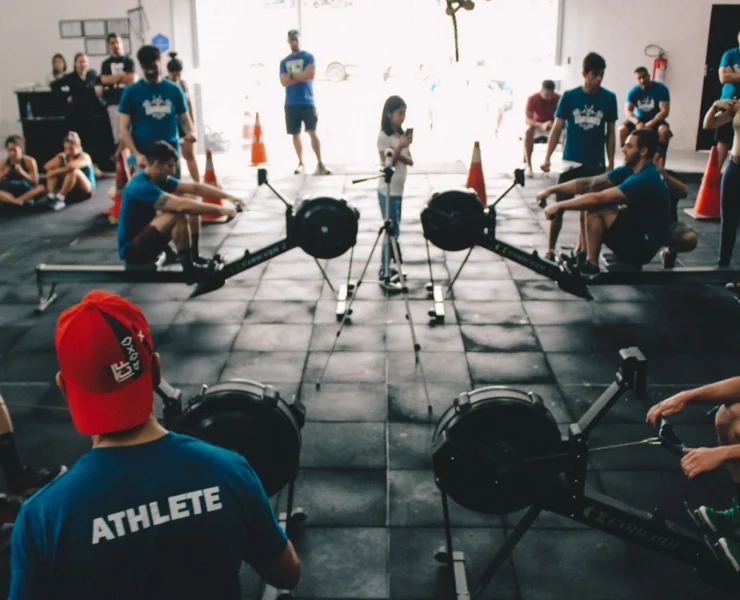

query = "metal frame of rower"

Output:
[[424, 170, 740, 324], [34, 167, 358, 315], [432, 347, 739, 599], [155, 379, 305, 600]]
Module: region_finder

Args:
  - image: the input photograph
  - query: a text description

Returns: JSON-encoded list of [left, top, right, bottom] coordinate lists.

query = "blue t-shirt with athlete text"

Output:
[[556, 86, 618, 168], [607, 163, 671, 257], [280, 50, 315, 106], [626, 81, 670, 122], [9, 432, 288, 600], [119, 79, 189, 156], [720, 48, 740, 100], [117, 171, 179, 259]]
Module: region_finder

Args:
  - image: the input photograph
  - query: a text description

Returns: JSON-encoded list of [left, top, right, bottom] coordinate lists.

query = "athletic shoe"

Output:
[[661, 247, 677, 269], [315, 163, 333, 175], [580, 262, 600, 275], [294, 164, 305, 175], [719, 537, 740, 572], [698, 499, 740, 535], [8, 464, 67, 496], [192, 254, 211, 266], [544, 250, 556, 262], [379, 278, 403, 292]]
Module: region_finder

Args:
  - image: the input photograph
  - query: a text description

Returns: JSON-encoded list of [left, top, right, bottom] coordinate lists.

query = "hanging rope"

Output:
[[451, 9, 460, 63]]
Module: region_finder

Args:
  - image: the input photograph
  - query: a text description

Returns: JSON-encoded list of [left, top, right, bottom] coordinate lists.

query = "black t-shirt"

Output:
[[99, 55, 135, 106], [58, 70, 102, 117]]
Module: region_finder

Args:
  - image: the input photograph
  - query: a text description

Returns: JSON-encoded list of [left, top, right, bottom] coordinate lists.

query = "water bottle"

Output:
[[25, 101, 33, 120]]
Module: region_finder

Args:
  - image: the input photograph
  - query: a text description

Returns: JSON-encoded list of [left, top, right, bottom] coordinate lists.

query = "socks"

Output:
[[178, 250, 194, 269], [191, 233, 200, 259], [0, 432, 26, 485]]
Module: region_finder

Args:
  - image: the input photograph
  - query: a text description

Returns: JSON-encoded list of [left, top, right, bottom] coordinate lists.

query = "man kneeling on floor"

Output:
[[537, 129, 670, 273], [118, 141, 239, 279]]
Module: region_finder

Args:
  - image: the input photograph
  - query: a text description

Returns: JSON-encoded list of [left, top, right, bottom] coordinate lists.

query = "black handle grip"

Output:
[[657, 418, 685, 456]]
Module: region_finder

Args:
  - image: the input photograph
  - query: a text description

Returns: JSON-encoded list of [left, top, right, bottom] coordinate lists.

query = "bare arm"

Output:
[[99, 74, 119, 85], [293, 64, 315, 82], [175, 181, 241, 204], [658, 163, 688, 199], [646, 101, 670, 127], [720, 66, 740, 85], [557, 186, 627, 213], [156, 193, 235, 216], [119, 113, 145, 164], [704, 99, 736, 129], [606, 121, 616, 170], [538, 173, 613, 200], [15, 157, 40, 185], [685, 377, 740, 406], [543, 118, 565, 163], [280, 73, 294, 87], [254, 541, 301, 590], [625, 102, 639, 124], [525, 107, 539, 127], [178, 112, 194, 138]]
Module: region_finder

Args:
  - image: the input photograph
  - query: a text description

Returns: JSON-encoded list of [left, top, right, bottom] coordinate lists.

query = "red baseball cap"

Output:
[[55, 290, 155, 435]]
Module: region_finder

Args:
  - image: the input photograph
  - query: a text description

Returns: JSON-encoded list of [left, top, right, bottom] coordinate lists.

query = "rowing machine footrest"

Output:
[[601, 253, 642, 272]]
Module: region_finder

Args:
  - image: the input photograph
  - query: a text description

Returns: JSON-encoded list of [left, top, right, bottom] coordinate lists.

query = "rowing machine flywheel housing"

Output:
[[292, 196, 359, 259], [421, 188, 495, 252], [178, 380, 305, 497], [432, 387, 563, 514]]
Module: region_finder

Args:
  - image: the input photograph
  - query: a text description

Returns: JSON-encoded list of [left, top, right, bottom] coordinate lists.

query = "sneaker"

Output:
[[294, 163, 305, 175], [580, 261, 600, 275], [8, 464, 67, 496], [544, 250, 556, 262], [719, 537, 740, 572], [315, 163, 333, 175], [50, 197, 66, 211], [379, 278, 403, 292], [661, 247, 677, 269], [698, 499, 740, 535], [192, 254, 211, 266]]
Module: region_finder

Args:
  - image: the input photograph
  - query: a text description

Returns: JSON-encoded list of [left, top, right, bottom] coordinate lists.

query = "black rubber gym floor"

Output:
[[1, 165, 739, 599]]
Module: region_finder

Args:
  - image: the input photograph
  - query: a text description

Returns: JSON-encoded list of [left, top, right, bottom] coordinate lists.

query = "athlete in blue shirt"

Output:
[[539, 128, 671, 273], [119, 45, 195, 173], [118, 141, 240, 278], [619, 67, 672, 153], [8, 291, 301, 600], [541, 52, 619, 260], [716, 30, 740, 169], [280, 30, 331, 175]]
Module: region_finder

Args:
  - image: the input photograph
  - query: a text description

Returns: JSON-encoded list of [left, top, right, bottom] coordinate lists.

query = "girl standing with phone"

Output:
[[377, 95, 414, 291]]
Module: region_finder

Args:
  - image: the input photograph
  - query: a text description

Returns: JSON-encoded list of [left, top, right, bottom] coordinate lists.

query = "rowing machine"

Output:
[[34, 168, 360, 314], [431, 347, 740, 598], [422, 169, 591, 323]]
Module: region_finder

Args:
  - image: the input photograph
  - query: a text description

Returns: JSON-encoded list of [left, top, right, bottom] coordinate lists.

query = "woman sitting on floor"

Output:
[[0, 135, 46, 208], [43, 131, 96, 210]]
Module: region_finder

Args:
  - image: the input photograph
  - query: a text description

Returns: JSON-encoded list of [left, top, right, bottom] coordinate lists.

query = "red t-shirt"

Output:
[[526, 92, 560, 123]]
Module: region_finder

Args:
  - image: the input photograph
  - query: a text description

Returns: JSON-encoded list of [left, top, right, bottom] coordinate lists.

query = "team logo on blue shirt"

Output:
[[572, 105, 604, 130], [285, 59, 304, 74], [143, 95, 173, 120], [636, 97, 655, 112]]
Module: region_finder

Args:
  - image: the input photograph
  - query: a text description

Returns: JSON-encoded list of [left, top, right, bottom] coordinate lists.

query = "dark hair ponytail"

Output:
[[380, 95, 407, 136], [167, 51, 183, 73]]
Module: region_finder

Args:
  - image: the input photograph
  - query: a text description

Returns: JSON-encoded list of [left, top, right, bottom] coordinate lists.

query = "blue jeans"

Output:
[[378, 191, 402, 278], [720, 159, 740, 266]]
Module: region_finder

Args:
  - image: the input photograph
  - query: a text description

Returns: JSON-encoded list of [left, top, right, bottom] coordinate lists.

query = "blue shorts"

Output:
[[0, 180, 32, 197]]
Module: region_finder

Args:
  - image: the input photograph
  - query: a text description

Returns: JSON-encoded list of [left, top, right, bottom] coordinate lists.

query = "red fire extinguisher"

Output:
[[646, 45, 668, 82]]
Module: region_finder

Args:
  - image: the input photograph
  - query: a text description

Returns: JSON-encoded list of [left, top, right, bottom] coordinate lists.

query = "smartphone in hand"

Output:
[[406, 127, 414, 142]]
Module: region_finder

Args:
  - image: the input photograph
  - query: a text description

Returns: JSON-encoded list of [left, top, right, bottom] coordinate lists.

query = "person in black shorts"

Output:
[[117, 142, 240, 279], [538, 129, 671, 273], [279, 30, 331, 175], [619, 67, 672, 156], [540, 52, 619, 260]]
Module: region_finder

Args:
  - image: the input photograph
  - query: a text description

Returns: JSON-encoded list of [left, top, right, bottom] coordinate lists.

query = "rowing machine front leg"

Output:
[[35, 273, 58, 315]]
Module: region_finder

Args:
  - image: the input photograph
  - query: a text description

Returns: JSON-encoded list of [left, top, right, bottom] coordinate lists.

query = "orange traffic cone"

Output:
[[466, 141, 487, 207], [201, 148, 227, 223], [684, 146, 721, 220], [104, 153, 129, 225], [250, 112, 267, 166]]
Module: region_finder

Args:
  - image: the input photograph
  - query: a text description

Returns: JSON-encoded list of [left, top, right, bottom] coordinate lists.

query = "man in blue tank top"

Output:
[[8, 291, 300, 599], [280, 30, 332, 176], [538, 128, 671, 273], [540, 52, 619, 261]]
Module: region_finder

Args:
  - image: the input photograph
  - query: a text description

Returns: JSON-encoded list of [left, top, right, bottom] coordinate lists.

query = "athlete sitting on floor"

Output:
[[42, 131, 96, 210], [8, 291, 300, 599], [648, 382, 740, 572], [537, 128, 671, 273], [118, 141, 239, 279], [0, 136, 46, 208]]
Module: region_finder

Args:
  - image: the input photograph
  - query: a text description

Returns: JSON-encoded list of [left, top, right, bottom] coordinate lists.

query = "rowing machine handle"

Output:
[[657, 418, 685, 456]]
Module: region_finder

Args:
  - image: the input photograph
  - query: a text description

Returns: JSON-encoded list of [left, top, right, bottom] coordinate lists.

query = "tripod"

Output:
[[315, 152, 432, 413]]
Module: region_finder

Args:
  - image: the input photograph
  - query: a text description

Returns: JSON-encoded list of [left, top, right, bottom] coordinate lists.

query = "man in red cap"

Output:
[[8, 291, 300, 599]]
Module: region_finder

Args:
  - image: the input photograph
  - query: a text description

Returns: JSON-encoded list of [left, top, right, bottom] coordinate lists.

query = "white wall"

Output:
[[0, 0, 180, 140], [560, 0, 740, 151]]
